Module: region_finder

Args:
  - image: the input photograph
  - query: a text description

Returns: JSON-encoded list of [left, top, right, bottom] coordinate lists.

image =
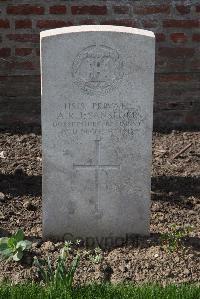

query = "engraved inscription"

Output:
[[72, 45, 124, 95], [73, 139, 120, 215], [53, 101, 143, 140]]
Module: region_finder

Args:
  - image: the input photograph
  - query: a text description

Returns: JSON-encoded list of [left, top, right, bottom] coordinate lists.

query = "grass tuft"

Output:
[[0, 283, 199, 299]]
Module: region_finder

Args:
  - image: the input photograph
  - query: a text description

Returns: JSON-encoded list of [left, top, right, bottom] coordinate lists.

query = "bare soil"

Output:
[[0, 127, 199, 284]]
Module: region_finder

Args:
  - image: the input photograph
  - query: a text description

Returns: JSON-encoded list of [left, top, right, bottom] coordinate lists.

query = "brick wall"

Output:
[[0, 0, 199, 129]]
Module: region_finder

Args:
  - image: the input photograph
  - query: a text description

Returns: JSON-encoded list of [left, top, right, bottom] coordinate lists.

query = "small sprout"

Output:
[[160, 224, 193, 252], [64, 241, 72, 251], [89, 247, 103, 264], [0, 229, 32, 262]]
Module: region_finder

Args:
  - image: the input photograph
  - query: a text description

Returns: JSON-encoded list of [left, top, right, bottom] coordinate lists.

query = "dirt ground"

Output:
[[0, 127, 199, 284]]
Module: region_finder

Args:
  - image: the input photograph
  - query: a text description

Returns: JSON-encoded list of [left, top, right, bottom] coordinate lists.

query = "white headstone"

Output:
[[41, 25, 155, 246]]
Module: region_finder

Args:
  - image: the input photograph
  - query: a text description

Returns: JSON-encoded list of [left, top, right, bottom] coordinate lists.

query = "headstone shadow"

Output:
[[0, 173, 41, 197], [151, 175, 200, 203]]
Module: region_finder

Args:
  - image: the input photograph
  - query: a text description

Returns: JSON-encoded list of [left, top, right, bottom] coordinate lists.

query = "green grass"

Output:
[[0, 283, 199, 299]]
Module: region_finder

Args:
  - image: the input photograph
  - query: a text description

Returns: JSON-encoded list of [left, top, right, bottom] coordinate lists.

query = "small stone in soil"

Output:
[[0, 192, 6, 202], [0, 151, 6, 159], [0, 211, 5, 219]]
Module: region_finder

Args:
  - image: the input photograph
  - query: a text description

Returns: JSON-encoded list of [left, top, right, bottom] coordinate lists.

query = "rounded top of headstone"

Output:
[[40, 25, 154, 39]]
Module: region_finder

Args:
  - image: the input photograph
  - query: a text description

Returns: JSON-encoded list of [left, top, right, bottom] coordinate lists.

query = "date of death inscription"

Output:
[[52, 101, 143, 139]]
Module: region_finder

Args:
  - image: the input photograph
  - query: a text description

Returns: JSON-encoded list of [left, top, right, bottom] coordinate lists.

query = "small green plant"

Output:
[[0, 229, 32, 261], [89, 247, 103, 264], [33, 241, 80, 289], [160, 224, 193, 252]]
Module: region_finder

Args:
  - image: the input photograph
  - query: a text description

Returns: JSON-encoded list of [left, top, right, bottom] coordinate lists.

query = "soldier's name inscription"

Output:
[[52, 101, 143, 138]]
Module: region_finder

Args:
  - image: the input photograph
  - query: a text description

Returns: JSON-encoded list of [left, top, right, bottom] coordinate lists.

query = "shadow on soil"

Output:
[[96, 233, 200, 252], [1, 173, 199, 200], [0, 173, 42, 197], [0, 125, 41, 135], [1, 124, 200, 135], [0, 173, 199, 251], [151, 176, 200, 203]]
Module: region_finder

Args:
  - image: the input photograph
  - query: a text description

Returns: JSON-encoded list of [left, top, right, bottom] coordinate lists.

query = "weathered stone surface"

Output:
[[41, 25, 155, 245]]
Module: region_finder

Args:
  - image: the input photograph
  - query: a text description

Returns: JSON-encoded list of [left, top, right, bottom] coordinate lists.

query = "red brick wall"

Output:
[[0, 0, 199, 129]]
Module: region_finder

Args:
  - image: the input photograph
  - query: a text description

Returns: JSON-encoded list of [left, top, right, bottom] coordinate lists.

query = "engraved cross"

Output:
[[73, 139, 120, 214]]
